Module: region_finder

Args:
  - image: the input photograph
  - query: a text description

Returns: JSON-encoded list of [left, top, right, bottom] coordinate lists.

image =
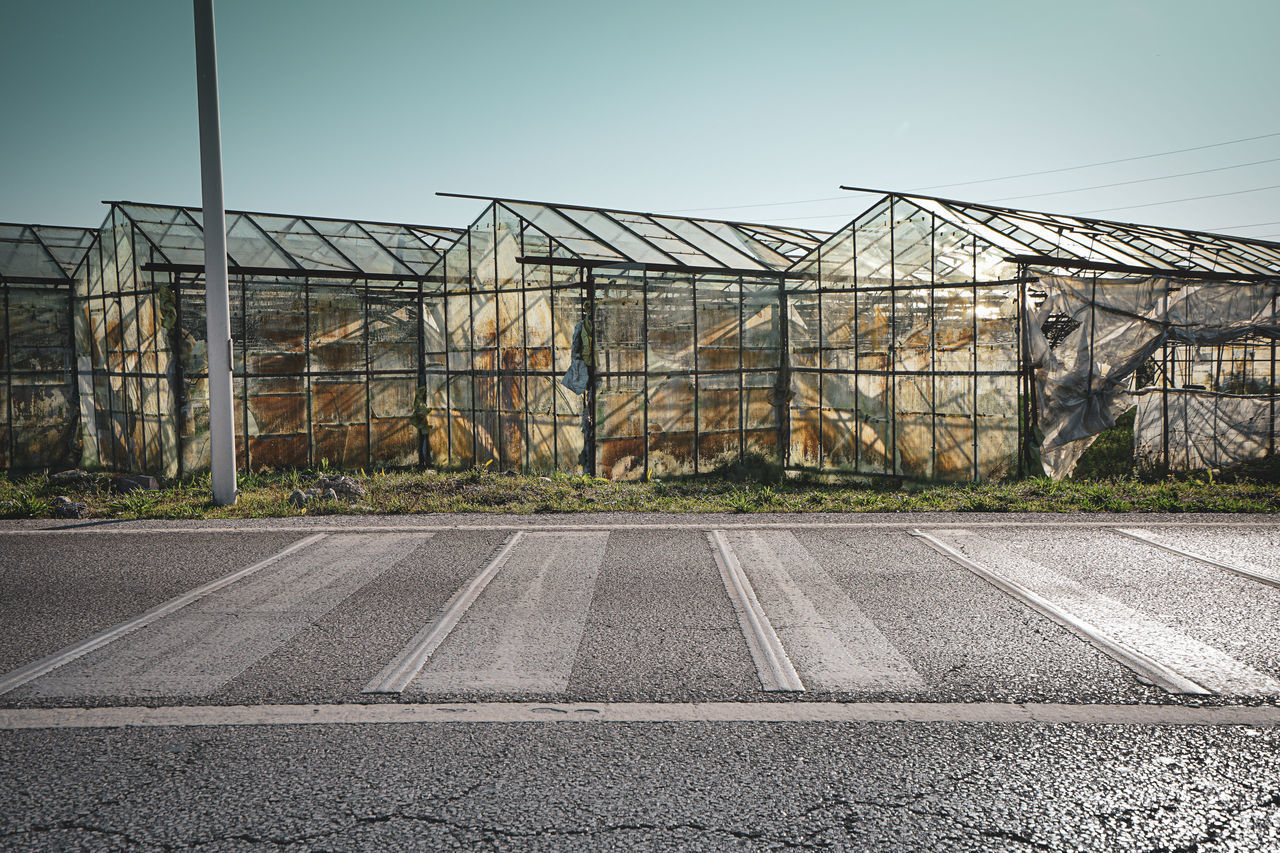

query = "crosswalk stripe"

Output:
[[19, 533, 425, 699], [363, 531, 525, 694], [709, 530, 805, 692], [1114, 528, 1280, 590], [719, 530, 923, 692], [0, 533, 328, 696], [913, 528, 1280, 696], [400, 532, 609, 695]]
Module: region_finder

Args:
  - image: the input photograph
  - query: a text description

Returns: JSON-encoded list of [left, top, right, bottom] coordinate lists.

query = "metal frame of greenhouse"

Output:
[[789, 188, 1280, 480], [2, 189, 1276, 482], [76, 202, 463, 477], [423, 193, 829, 479], [0, 222, 96, 471]]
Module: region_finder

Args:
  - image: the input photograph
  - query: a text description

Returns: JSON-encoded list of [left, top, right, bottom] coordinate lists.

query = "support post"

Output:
[[194, 0, 236, 504]]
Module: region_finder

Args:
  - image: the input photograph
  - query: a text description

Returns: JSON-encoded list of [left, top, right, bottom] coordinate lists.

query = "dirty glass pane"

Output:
[[312, 376, 368, 468], [892, 203, 934, 286], [560, 209, 671, 265], [609, 212, 714, 267], [448, 374, 476, 468], [975, 284, 1019, 372], [225, 214, 296, 269], [789, 370, 821, 468], [895, 374, 933, 479], [646, 272, 694, 373], [445, 293, 471, 372], [597, 372, 645, 480], [494, 208, 524, 290], [656, 217, 762, 270], [497, 202, 622, 262], [309, 287, 364, 373], [422, 296, 447, 368], [741, 282, 780, 370], [934, 374, 976, 481], [596, 283, 645, 375], [121, 205, 207, 266], [893, 287, 932, 375], [368, 294, 416, 372], [743, 370, 779, 461], [856, 370, 891, 475], [697, 277, 740, 373], [698, 371, 740, 469], [308, 219, 412, 276], [977, 375, 1019, 478], [934, 220, 975, 284], [362, 222, 441, 274], [820, 292, 856, 372], [820, 373, 859, 469], [646, 372, 696, 477], [853, 202, 893, 286], [0, 225, 64, 280], [523, 288, 554, 374], [370, 377, 417, 467]]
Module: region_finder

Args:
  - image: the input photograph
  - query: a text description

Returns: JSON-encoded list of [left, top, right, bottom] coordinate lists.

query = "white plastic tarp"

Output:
[[1134, 389, 1277, 472], [1029, 275, 1279, 478]]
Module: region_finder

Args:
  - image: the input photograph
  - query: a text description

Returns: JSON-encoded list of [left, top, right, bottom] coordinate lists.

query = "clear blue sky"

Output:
[[2, 0, 1278, 240]]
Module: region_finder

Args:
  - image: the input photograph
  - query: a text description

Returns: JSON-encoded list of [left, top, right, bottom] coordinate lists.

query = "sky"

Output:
[[2, 0, 1279, 241]]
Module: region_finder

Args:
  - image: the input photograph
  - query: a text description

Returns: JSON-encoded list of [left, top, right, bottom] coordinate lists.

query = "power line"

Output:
[[981, 157, 1280, 204], [1208, 219, 1280, 231], [914, 131, 1280, 191], [665, 195, 849, 214], [662, 130, 1280, 215], [1075, 184, 1280, 215]]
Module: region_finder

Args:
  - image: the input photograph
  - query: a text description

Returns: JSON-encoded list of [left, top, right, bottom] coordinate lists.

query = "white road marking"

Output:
[[2, 701, 1279, 729], [913, 529, 1280, 696], [17, 533, 425, 699], [710, 530, 805, 692], [1115, 527, 1280, 590], [364, 532, 525, 694], [403, 532, 609, 695], [0, 533, 328, 696], [719, 530, 923, 691]]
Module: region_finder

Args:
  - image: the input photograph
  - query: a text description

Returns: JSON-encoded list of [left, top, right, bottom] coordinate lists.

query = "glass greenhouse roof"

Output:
[[110, 202, 464, 279], [830, 189, 1280, 279], [0, 223, 96, 282], [446, 194, 830, 273]]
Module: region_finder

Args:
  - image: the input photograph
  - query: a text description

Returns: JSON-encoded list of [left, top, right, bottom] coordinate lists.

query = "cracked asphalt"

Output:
[[1, 514, 1278, 850], [3, 722, 1279, 851]]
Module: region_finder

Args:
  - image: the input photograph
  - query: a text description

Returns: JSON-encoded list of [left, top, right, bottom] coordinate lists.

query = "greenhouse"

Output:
[[1, 190, 1276, 482], [424, 194, 828, 478], [77, 203, 462, 477], [0, 222, 95, 471], [788, 189, 1280, 480]]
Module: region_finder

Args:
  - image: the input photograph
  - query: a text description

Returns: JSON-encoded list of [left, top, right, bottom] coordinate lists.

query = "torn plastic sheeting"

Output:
[[1135, 389, 1277, 472], [1030, 276, 1280, 479]]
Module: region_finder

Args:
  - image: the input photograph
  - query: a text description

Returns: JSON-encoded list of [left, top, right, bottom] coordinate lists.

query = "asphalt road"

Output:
[[1, 513, 1278, 850]]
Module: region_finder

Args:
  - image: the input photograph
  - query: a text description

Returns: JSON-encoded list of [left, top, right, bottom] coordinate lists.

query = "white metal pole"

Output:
[[193, 0, 237, 505]]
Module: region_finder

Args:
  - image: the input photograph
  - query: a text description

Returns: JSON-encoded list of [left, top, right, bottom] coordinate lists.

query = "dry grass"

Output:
[[2, 461, 1278, 520]]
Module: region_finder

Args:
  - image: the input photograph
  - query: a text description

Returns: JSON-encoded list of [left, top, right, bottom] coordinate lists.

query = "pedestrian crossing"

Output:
[[3, 524, 1279, 703]]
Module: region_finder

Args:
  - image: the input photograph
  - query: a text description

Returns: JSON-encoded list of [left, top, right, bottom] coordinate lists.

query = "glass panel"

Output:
[[121, 205, 207, 266], [558, 209, 672, 265], [248, 214, 355, 272], [656, 216, 767, 270], [225, 214, 296, 269], [361, 222, 441, 273], [308, 219, 412, 276], [498, 202, 623, 261], [853, 201, 893, 286], [646, 271, 694, 373]]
